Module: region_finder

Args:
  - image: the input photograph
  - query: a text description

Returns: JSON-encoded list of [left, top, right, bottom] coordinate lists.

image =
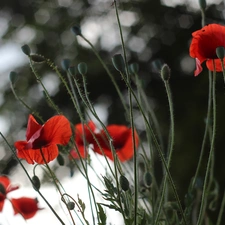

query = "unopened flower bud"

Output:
[[78, 62, 88, 75], [144, 171, 152, 188], [61, 59, 71, 71], [9, 71, 18, 85], [199, 0, 206, 11], [67, 201, 75, 210], [32, 175, 41, 191], [21, 44, 31, 56], [112, 54, 125, 73], [160, 64, 171, 81], [119, 175, 129, 192], [129, 63, 139, 74], [30, 54, 45, 63], [68, 66, 77, 77], [57, 154, 65, 166], [216, 46, 225, 59], [71, 26, 82, 36]]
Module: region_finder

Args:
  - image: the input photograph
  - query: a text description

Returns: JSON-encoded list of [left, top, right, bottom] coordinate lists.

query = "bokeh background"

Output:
[[0, 0, 225, 223]]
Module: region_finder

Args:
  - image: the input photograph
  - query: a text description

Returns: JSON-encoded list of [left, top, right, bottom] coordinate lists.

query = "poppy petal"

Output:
[[26, 115, 42, 141], [11, 197, 40, 219], [194, 58, 203, 76], [206, 58, 225, 72], [32, 115, 72, 147]]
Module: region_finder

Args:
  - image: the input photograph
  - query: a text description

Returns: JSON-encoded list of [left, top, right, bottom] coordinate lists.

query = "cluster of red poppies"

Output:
[[0, 175, 41, 219], [14, 114, 139, 165]]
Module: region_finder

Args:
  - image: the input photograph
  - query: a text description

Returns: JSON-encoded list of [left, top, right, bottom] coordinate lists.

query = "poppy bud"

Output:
[[78, 62, 88, 75], [143, 171, 152, 188], [30, 54, 45, 63], [71, 25, 82, 36], [199, 0, 206, 10], [160, 64, 171, 81], [21, 44, 31, 56], [67, 201, 75, 210], [32, 175, 41, 191], [112, 54, 126, 73], [57, 154, 65, 166], [216, 46, 225, 60], [61, 59, 71, 71], [0, 183, 6, 195], [129, 63, 139, 75], [68, 66, 77, 77], [119, 175, 129, 192], [9, 71, 18, 85]]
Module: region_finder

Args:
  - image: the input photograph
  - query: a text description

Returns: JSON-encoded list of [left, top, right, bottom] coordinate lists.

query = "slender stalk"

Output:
[[114, 1, 138, 224], [191, 70, 212, 189], [154, 79, 175, 225], [29, 59, 62, 114], [216, 188, 225, 225], [196, 69, 217, 225], [39, 148, 76, 225]]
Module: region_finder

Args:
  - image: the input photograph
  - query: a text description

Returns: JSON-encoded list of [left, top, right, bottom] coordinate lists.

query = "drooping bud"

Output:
[[32, 175, 41, 191], [112, 54, 125, 73], [61, 59, 71, 71], [78, 62, 88, 75], [67, 201, 75, 210], [129, 63, 139, 75], [68, 66, 77, 77], [216, 46, 225, 60], [30, 54, 45, 63], [160, 64, 171, 81], [143, 171, 152, 188], [9, 71, 19, 85], [199, 0, 206, 11], [57, 154, 65, 166], [21, 44, 31, 56], [119, 175, 129, 192], [71, 25, 82, 36]]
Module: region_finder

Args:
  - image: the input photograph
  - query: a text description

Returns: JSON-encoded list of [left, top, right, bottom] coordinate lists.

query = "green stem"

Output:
[[196, 69, 216, 225], [216, 188, 225, 225], [154, 79, 175, 225], [191, 70, 212, 190]]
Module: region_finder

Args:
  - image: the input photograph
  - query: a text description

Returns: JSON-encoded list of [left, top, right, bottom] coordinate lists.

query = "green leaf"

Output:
[[97, 203, 107, 225]]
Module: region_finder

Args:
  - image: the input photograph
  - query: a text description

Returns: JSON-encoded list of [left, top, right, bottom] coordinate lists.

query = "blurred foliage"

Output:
[[0, 0, 225, 223]]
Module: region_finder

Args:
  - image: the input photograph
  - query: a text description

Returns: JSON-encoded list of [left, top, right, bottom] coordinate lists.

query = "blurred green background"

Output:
[[0, 0, 225, 223]]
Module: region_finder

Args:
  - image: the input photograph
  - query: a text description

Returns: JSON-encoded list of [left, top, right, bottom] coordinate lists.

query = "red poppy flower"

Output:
[[0, 176, 19, 211], [92, 125, 139, 162], [11, 197, 42, 219], [190, 23, 225, 76], [14, 114, 72, 164], [70, 121, 96, 159]]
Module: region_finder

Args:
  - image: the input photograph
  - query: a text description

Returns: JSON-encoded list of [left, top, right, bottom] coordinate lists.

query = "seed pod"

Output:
[[21, 44, 31, 56], [71, 25, 82, 36], [78, 62, 88, 75], [61, 59, 71, 71], [129, 63, 139, 74], [9, 71, 18, 85], [119, 175, 129, 192], [112, 54, 125, 73], [67, 201, 75, 210], [160, 64, 171, 81], [144, 171, 152, 188], [57, 154, 65, 166], [32, 175, 41, 191]]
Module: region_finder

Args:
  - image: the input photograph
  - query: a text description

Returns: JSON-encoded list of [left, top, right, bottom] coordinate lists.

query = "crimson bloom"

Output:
[[92, 125, 139, 162], [190, 23, 225, 76], [70, 121, 96, 159], [14, 114, 72, 164], [0, 176, 19, 212], [11, 197, 42, 219]]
